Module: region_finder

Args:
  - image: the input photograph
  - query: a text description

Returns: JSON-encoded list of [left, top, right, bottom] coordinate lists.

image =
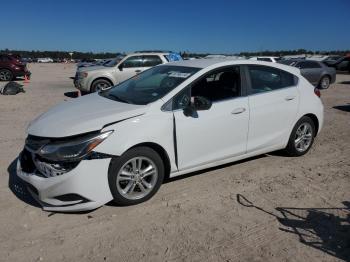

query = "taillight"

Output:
[[314, 88, 321, 98]]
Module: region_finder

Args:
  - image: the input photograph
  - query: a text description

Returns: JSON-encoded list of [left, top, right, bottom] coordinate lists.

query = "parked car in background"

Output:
[[279, 59, 336, 89], [74, 52, 182, 93], [0, 54, 31, 81], [249, 56, 281, 62], [324, 56, 350, 73], [37, 58, 53, 63], [21, 58, 33, 63], [76, 58, 97, 68], [77, 58, 116, 69], [18, 59, 323, 212]]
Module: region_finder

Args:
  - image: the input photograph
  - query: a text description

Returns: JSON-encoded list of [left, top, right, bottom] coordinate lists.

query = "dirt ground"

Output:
[[0, 63, 349, 262]]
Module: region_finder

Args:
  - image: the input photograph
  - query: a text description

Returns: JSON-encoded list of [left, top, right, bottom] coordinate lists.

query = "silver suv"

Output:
[[74, 52, 181, 93]]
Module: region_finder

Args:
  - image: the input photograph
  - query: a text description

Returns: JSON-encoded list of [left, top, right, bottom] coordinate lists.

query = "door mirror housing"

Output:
[[118, 64, 123, 71], [193, 96, 212, 111], [183, 96, 212, 117]]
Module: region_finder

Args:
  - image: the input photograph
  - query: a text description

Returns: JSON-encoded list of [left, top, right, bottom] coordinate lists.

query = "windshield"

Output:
[[104, 55, 125, 67], [100, 65, 200, 105]]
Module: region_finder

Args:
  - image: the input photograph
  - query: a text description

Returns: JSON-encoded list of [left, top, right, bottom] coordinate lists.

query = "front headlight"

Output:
[[38, 131, 113, 162], [78, 71, 88, 78]]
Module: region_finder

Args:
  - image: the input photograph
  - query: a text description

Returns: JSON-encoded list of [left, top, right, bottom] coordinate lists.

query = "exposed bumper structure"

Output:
[[16, 157, 113, 212]]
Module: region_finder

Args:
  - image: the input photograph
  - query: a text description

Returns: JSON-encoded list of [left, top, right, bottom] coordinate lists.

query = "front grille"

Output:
[[33, 156, 80, 178], [20, 149, 36, 173]]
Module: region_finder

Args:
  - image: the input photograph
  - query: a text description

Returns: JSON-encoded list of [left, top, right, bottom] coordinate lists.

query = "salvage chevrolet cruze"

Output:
[[17, 59, 324, 212]]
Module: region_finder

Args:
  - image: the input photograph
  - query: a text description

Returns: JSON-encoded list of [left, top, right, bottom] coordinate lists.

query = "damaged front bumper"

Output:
[[16, 149, 113, 212]]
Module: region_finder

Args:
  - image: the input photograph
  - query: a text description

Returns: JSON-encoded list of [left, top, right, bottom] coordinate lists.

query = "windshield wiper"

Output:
[[108, 94, 130, 104]]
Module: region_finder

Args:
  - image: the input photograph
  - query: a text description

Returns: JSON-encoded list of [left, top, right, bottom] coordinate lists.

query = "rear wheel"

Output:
[[0, 69, 13, 81], [108, 147, 164, 206], [90, 79, 112, 93], [285, 116, 315, 156], [318, 75, 330, 89]]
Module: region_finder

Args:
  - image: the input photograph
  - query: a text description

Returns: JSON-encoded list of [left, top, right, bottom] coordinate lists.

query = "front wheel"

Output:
[[108, 147, 164, 206], [0, 69, 13, 81], [285, 116, 315, 156], [90, 79, 112, 93]]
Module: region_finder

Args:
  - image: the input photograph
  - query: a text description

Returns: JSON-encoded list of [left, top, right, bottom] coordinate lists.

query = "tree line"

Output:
[[0, 49, 123, 59], [1, 48, 349, 59], [181, 49, 350, 58]]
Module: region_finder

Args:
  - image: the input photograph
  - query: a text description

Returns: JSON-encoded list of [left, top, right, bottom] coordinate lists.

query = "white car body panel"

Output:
[[27, 94, 147, 137], [17, 59, 324, 212], [174, 97, 249, 170], [247, 86, 299, 152]]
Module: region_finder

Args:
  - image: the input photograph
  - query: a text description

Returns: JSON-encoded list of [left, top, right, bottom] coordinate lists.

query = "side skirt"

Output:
[[169, 144, 284, 178]]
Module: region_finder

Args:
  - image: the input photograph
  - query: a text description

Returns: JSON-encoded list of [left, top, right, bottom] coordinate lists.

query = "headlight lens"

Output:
[[78, 72, 88, 78], [38, 131, 113, 162]]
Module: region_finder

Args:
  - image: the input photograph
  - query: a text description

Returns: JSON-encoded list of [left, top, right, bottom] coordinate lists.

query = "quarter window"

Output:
[[248, 65, 296, 94]]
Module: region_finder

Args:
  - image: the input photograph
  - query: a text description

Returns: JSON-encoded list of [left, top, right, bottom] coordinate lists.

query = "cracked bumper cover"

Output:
[[16, 158, 113, 212]]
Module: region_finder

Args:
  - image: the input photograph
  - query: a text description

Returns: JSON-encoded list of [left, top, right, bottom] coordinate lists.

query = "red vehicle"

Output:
[[0, 54, 31, 81]]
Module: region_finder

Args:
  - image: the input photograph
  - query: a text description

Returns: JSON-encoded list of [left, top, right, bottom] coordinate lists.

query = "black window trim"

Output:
[[244, 64, 299, 97], [162, 65, 248, 112]]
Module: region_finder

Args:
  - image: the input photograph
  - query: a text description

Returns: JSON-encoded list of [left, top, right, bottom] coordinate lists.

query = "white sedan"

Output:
[[17, 59, 324, 212]]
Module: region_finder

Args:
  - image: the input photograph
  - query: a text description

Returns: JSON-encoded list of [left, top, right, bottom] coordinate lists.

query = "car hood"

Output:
[[78, 65, 108, 72], [27, 93, 147, 138]]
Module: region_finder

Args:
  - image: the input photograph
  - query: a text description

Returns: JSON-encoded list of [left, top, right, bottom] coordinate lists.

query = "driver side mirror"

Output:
[[118, 64, 123, 71], [183, 96, 212, 117], [193, 96, 212, 110]]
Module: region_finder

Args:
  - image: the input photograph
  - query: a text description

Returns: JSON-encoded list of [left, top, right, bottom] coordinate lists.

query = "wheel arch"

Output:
[[90, 77, 114, 92], [128, 142, 171, 180], [303, 113, 319, 136]]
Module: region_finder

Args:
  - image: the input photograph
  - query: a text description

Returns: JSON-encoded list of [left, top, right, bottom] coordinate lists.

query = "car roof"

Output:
[[127, 52, 170, 56], [165, 58, 301, 75]]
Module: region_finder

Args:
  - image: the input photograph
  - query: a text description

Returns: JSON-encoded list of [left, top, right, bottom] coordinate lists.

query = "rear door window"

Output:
[[248, 65, 296, 94], [143, 55, 163, 67]]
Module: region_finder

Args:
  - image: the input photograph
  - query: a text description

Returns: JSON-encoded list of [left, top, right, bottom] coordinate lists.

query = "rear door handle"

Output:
[[231, 108, 246, 114], [135, 70, 141, 73], [285, 96, 296, 101]]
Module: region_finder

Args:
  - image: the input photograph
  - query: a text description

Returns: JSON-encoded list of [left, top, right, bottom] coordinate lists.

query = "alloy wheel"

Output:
[[294, 122, 313, 152], [0, 70, 12, 81], [95, 82, 111, 91], [321, 77, 330, 89], [116, 157, 158, 200]]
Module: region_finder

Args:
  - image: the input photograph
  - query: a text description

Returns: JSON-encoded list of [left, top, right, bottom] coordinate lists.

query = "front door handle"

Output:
[[231, 108, 246, 114], [285, 96, 296, 101], [135, 70, 141, 73]]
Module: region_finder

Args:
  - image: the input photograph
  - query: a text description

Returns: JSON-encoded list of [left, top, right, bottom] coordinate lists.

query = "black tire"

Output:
[[318, 75, 330, 89], [108, 147, 164, 206], [90, 79, 112, 93], [0, 69, 14, 81], [285, 116, 315, 156]]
